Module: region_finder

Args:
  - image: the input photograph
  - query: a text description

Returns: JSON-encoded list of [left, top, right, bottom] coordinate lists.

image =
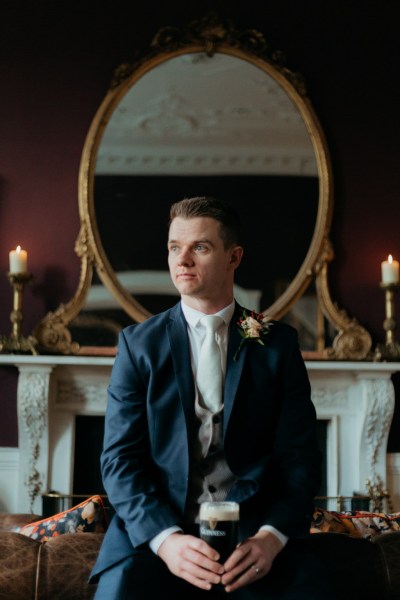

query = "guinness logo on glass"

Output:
[[199, 501, 239, 562]]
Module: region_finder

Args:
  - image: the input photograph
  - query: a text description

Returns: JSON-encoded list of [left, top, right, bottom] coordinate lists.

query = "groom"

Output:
[[91, 196, 333, 598]]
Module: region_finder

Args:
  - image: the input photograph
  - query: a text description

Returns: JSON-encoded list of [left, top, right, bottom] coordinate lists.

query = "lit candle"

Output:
[[9, 245, 28, 274], [381, 254, 399, 284]]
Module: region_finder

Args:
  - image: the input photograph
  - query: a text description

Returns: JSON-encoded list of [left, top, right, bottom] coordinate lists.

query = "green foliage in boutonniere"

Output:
[[233, 309, 272, 361]]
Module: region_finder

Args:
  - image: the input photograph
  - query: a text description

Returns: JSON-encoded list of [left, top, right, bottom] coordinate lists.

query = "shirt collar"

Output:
[[181, 300, 235, 328]]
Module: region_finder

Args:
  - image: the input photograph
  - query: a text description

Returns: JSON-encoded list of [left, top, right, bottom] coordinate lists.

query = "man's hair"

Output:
[[169, 196, 241, 249]]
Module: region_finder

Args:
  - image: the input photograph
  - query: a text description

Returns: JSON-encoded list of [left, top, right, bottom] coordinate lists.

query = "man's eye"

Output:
[[169, 245, 178, 252], [195, 244, 205, 251]]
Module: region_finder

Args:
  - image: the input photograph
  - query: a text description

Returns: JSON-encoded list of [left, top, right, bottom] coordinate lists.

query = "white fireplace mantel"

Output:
[[0, 355, 398, 514]]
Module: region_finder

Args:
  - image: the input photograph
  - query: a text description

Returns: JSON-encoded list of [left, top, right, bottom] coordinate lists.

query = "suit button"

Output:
[[213, 415, 221, 424], [209, 445, 217, 453], [201, 461, 210, 471], [208, 485, 217, 493]]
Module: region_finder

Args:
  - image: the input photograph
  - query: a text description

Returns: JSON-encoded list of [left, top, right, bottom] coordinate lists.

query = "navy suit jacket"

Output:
[[91, 302, 320, 578]]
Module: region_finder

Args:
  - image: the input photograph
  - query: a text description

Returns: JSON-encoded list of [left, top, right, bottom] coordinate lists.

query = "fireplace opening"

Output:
[[317, 420, 327, 497], [73, 415, 106, 496]]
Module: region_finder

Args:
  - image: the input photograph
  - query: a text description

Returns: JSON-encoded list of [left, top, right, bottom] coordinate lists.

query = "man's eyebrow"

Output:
[[167, 238, 214, 246], [193, 238, 213, 246]]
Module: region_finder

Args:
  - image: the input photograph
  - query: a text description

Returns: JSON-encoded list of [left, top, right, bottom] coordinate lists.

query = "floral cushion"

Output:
[[311, 507, 400, 539], [18, 495, 108, 542]]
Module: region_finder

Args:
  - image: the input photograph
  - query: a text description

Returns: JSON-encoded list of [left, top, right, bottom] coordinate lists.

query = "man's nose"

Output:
[[178, 248, 193, 266]]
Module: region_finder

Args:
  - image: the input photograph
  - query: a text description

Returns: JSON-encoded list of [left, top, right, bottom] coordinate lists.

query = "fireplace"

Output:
[[71, 417, 329, 499], [0, 355, 397, 514]]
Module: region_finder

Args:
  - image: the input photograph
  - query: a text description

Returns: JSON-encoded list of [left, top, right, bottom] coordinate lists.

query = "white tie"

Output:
[[196, 315, 224, 413]]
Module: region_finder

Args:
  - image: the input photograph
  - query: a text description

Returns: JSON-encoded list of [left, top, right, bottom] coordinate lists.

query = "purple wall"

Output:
[[1, 2, 399, 446]]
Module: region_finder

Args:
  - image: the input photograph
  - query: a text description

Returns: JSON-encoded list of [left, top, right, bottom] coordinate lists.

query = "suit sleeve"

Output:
[[100, 329, 181, 548], [261, 327, 321, 537]]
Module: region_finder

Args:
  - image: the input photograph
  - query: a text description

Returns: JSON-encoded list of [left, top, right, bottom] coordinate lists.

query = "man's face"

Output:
[[168, 216, 243, 310]]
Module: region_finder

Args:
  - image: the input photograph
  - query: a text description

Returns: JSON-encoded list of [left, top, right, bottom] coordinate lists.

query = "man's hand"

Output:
[[221, 529, 284, 593], [157, 532, 225, 590]]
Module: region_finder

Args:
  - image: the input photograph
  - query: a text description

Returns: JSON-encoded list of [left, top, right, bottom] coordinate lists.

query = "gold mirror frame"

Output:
[[34, 15, 372, 359]]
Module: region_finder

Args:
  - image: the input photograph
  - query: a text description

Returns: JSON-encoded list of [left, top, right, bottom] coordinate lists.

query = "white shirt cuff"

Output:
[[149, 526, 183, 554], [259, 525, 288, 548]]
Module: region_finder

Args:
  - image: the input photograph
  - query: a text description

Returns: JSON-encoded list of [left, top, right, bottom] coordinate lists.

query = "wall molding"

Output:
[[0, 447, 19, 513]]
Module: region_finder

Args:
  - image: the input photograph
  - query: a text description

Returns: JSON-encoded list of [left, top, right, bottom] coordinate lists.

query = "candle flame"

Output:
[[16, 245, 21, 253], [388, 254, 393, 264]]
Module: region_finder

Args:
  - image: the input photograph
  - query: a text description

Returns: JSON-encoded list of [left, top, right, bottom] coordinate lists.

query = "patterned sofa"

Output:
[[1, 501, 400, 600]]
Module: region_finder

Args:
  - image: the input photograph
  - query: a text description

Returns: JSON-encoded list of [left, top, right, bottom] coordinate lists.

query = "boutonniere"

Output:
[[233, 309, 272, 361]]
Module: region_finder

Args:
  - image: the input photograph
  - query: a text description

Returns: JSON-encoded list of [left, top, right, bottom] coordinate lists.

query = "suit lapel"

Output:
[[223, 304, 248, 437], [167, 304, 196, 425]]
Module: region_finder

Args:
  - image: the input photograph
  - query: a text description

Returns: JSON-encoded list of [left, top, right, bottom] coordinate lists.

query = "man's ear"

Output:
[[229, 245, 244, 269]]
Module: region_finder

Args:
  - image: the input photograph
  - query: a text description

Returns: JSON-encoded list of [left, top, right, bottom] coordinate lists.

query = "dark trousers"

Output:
[[93, 538, 337, 600]]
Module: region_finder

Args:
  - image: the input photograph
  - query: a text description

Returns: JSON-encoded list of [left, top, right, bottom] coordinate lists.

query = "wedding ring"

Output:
[[251, 565, 260, 575]]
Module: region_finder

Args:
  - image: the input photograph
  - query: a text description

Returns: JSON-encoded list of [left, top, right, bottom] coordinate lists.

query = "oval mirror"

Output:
[[34, 16, 372, 359], [94, 51, 320, 320]]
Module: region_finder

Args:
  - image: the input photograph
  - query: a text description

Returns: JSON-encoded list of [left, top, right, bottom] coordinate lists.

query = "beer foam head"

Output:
[[200, 501, 239, 521]]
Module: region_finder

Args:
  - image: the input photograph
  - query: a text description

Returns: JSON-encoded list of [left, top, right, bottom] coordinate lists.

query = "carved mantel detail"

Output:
[[56, 379, 108, 409], [311, 387, 349, 409], [17, 365, 54, 512], [363, 377, 395, 483]]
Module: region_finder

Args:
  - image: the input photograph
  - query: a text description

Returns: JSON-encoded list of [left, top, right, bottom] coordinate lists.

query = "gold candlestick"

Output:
[[374, 282, 400, 361], [0, 272, 38, 355]]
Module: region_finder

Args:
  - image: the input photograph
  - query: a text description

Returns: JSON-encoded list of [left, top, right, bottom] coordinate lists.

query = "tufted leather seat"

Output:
[[0, 514, 103, 600], [1, 513, 400, 599], [0, 531, 40, 600]]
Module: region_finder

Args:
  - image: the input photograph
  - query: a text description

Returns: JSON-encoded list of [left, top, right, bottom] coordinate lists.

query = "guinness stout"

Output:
[[199, 501, 239, 562]]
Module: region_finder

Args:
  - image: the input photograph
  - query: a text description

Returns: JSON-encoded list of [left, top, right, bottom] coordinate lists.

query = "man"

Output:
[[91, 196, 333, 599]]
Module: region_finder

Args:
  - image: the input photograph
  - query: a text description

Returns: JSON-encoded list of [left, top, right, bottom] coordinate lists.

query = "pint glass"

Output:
[[199, 501, 239, 562]]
